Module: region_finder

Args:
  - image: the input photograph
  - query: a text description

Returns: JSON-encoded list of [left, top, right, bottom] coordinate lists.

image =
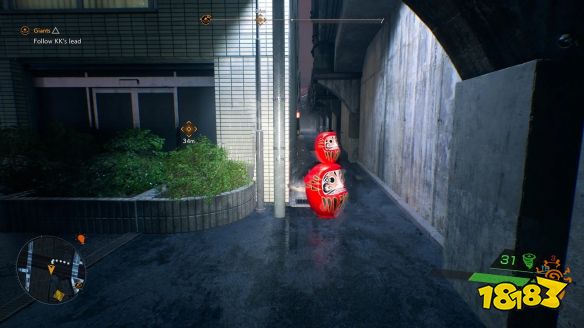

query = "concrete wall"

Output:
[[339, 103, 358, 162], [358, 4, 460, 235], [444, 59, 584, 327], [559, 134, 584, 328], [299, 111, 318, 134], [318, 79, 360, 113], [444, 61, 537, 327]]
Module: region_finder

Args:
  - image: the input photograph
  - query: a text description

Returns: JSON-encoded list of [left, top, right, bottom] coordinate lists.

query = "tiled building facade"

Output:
[[0, 0, 290, 202]]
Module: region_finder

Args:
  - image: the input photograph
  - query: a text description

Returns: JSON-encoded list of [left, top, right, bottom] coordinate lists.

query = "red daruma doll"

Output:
[[315, 132, 340, 163], [304, 163, 349, 218]]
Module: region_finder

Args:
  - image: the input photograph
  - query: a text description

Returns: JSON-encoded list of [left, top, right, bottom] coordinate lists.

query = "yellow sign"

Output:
[[48, 264, 55, 275]]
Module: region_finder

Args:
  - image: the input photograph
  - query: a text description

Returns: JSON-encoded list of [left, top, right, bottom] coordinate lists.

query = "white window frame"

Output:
[[34, 74, 213, 129], [92, 87, 175, 130]]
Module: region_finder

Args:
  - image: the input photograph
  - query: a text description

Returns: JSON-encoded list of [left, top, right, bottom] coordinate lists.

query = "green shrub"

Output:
[[41, 123, 99, 161], [77, 129, 166, 197], [0, 127, 249, 198], [163, 137, 250, 198], [80, 152, 165, 197], [0, 125, 99, 194], [0, 128, 40, 192], [34, 125, 100, 196], [0, 127, 36, 155], [104, 129, 164, 155]]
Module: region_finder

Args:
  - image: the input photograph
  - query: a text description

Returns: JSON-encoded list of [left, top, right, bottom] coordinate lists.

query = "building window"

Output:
[[13, 0, 77, 9], [7, 0, 153, 11], [83, 0, 149, 9]]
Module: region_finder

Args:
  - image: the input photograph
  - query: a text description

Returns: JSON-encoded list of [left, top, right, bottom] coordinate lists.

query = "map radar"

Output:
[[16, 236, 86, 304]]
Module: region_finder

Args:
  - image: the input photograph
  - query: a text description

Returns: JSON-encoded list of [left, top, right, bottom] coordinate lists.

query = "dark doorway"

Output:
[[94, 92, 134, 133], [32, 68, 216, 149], [139, 92, 176, 150], [178, 87, 217, 144], [37, 88, 89, 131]]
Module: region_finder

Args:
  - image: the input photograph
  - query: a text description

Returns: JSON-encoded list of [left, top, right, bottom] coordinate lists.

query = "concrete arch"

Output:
[[403, 0, 584, 79]]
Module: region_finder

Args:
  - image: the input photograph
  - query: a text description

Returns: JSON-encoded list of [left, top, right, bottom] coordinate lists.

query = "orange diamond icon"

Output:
[[181, 121, 197, 138]]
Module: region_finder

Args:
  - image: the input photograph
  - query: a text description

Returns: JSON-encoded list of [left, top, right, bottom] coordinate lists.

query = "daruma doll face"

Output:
[[304, 163, 348, 219], [315, 132, 340, 163], [322, 169, 345, 195]]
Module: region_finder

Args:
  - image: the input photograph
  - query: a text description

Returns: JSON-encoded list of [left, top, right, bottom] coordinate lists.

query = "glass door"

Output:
[[138, 91, 176, 150], [92, 88, 177, 149]]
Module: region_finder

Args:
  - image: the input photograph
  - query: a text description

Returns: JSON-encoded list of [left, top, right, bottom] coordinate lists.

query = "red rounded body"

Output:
[[314, 132, 341, 163], [304, 163, 348, 219]]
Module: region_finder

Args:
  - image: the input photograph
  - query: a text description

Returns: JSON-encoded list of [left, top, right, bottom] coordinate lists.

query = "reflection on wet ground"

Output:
[[2, 161, 483, 327]]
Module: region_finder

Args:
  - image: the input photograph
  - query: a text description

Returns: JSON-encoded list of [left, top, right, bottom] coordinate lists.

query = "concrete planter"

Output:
[[0, 183, 255, 234]]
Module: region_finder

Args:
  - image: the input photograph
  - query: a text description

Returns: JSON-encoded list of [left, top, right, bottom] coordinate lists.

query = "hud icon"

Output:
[[16, 236, 86, 304], [200, 14, 213, 25], [20, 26, 30, 36], [181, 121, 198, 138]]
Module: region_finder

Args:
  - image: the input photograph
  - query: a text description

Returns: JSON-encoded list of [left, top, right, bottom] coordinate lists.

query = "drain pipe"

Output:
[[255, 0, 265, 212], [273, 0, 286, 218]]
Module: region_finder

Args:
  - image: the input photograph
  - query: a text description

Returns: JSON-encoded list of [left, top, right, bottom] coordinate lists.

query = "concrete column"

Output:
[[444, 60, 583, 328], [339, 103, 358, 162], [255, 0, 264, 212], [272, 0, 286, 218], [288, 0, 299, 194], [559, 132, 584, 328]]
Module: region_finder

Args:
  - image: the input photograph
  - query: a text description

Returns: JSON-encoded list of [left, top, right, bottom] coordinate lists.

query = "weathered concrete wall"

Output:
[[339, 103, 359, 162], [358, 4, 460, 235], [444, 59, 584, 327], [559, 134, 584, 328], [318, 79, 361, 113], [444, 61, 538, 327]]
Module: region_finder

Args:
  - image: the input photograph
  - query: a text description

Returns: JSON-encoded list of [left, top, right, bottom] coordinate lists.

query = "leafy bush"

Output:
[[0, 128, 40, 192], [35, 125, 100, 196], [81, 152, 165, 197], [104, 129, 164, 155], [0, 127, 249, 198], [164, 137, 250, 198], [77, 129, 166, 197], [0, 127, 36, 155], [0, 125, 99, 195]]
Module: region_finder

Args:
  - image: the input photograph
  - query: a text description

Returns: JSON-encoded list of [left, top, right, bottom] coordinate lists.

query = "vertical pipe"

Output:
[[255, 0, 265, 211], [289, 0, 298, 186], [273, 0, 286, 218]]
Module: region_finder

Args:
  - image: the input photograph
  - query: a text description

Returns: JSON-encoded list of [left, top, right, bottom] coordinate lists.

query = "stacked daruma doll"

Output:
[[304, 132, 348, 219]]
